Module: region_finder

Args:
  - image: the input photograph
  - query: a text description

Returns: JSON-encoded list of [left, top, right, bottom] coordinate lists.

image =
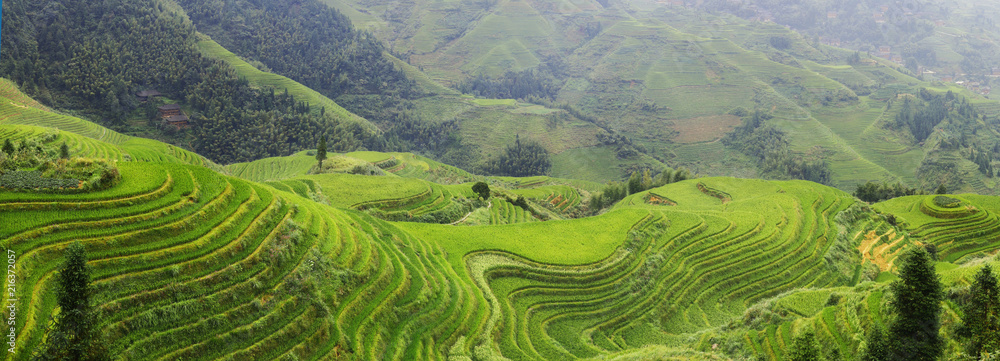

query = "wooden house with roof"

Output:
[[158, 104, 182, 118], [136, 89, 162, 102]]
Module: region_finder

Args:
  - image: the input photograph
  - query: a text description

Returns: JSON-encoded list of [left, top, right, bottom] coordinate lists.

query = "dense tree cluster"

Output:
[[588, 168, 691, 211], [893, 96, 947, 142], [722, 111, 832, 185], [336, 95, 463, 159], [2, 0, 206, 125], [177, 0, 415, 100], [0, 0, 375, 164], [188, 74, 368, 164], [480, 135, 551, 177], [457, 69, 560, 100], [853, 181, 925, 203]]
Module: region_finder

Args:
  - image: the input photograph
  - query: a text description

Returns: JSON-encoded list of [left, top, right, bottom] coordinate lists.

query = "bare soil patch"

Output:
[[670, 115, 742, 143]]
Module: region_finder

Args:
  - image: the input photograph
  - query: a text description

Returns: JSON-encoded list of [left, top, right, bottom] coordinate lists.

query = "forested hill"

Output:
[[175, 0, 416, 101], [0, 0, 415, 164]]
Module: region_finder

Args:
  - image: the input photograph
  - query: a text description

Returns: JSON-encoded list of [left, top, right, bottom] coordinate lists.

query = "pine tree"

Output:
[[962, 265, 1000, 358], [789, 329, 823, 361], [860, 325, 889, 361], [1, 139, 13, 155], [936, 184, 947, 194], [32, 242, 108, 361], [889, 247, 943, 361], [315, 136, 327, 172], [60, 142, 70, 159]]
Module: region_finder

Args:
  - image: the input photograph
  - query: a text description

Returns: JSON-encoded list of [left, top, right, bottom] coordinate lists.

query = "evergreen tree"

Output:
[[789, 329, 823, 361], [889, 247, 943, 361], [860, 326, 889, 361], [60, 142, 69, 159], [472, 182, 491, 200], [641, 169, 653, 191], [961, 265, 1000, 358], [32, 242, 107, 361], [1, 139, 13, 155], [316, 136, 327, 172], [936, 184, 948, 194], [627, 171, 642, 195]]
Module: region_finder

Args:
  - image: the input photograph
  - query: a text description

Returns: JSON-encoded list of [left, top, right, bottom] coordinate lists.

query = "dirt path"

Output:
[[450, 200, 491, 225]]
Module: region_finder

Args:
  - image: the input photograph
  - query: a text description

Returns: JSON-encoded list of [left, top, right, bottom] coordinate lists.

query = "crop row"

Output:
[[464, 184, 851, 360]]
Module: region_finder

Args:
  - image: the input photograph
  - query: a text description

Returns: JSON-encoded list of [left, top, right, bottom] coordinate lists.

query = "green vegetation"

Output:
[[194, 37, 372, 131], [960, 265, 1000, 358], [10, 99, 1000, 361], [32, 242, 108, 361], [15, 1, 1000, 360], [889, 248, 943, 360], [1, 0, 373, 165], [480, 135, 551, 177]]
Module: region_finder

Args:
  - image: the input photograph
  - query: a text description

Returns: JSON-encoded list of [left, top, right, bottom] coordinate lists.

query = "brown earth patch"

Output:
[[670, 115, 742, 143], [857, 229, 909, 272]]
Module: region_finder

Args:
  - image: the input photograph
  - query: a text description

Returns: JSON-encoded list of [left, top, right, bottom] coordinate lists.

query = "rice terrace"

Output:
[[8, 0, 1000, 360]]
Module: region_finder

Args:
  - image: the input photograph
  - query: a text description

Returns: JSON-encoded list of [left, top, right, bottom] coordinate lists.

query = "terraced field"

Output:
[[510, 185, 583, 213], [12, 76, 1000, 359], [874, 194, 1000, 263], [0, 159, 495, 360], [488, 198, 538, 225], [395, 177, 854, 360], [4, 116, 871, 360]]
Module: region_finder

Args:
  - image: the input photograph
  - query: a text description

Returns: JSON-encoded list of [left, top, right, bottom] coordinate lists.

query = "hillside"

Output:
[[7, 84, 1000, 360], [324, 0, 1000, 193]]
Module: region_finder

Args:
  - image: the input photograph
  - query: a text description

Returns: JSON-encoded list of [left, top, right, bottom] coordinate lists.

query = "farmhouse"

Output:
[[158, 104, 182, 117], [164, 114, 190, 129], [136, 89, 162, 102]]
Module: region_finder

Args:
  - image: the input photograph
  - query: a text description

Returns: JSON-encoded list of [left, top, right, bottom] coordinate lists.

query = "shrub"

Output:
[[932, 196, 961, 208], [348, 163, 385, 176]]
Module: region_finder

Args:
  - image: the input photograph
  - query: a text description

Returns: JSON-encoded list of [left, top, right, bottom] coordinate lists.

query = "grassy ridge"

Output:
[[13, 120, 1000, 360], [195, 35, 376, 133]]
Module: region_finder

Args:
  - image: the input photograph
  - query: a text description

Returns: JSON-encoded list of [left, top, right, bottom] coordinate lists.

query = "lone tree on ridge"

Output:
[[472, 182, 490, 200], [316, 136, 327, 172]]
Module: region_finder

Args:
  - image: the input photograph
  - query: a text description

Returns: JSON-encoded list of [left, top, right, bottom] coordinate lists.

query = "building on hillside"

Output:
[[136, 89, 162, 102], [158, 104, 182, 118], [941, 76, 954, 83], [878, 46, 891, 59], [935, 20, 946, 26], [992, 67, 1000, 76], [164, 114, 190, 129], [874, 13, 886, 24], [827, 11, 838, 19]]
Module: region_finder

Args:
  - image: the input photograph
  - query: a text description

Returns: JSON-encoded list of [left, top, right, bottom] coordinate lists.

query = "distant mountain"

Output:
[[326, 0, 1000, 194]]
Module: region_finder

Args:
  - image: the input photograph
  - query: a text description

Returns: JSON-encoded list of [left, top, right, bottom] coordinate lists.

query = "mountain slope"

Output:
[[7, 86, 1000, 360], [327, 0, 1000, 193]]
